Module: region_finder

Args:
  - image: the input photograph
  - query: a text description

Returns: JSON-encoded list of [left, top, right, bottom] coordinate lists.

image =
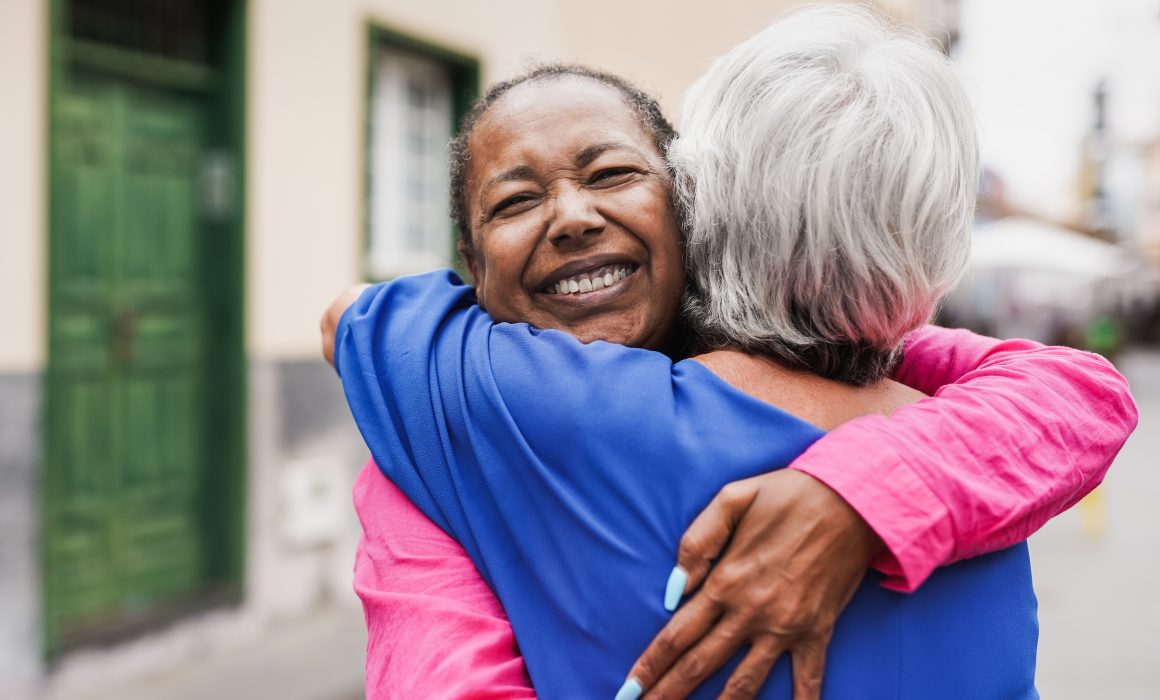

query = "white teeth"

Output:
[[550, 265, 633, 295]]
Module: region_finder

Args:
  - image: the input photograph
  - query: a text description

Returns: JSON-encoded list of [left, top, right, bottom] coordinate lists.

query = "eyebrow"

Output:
[[573, 141, 644, 168]]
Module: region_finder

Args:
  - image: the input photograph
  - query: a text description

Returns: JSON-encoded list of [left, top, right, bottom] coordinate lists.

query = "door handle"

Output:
[[112, 307, 139, 366]]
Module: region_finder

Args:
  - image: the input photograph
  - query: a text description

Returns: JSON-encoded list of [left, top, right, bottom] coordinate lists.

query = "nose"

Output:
[[545, 184, 605, 246]]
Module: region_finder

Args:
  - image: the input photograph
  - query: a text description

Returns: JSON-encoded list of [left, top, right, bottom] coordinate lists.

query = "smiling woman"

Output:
[[459, 75, 685, 351]]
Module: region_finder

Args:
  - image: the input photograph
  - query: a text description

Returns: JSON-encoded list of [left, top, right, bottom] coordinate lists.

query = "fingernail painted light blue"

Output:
[[664, 565, 688, 612], [614, 677, 643, 700]]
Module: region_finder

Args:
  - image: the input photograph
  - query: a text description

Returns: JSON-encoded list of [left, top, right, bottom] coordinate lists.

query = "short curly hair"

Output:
[[449, 64, 677, 262]]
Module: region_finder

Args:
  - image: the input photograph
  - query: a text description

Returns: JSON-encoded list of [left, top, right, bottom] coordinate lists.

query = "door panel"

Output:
[[47, 79, 120, 642], [115, 85, 205, 610], [47, 73, 210, 646]]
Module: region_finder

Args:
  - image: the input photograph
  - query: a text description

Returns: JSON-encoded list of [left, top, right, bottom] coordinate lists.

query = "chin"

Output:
[[564, 311, 669, 350], [565, 324, 627, 347]]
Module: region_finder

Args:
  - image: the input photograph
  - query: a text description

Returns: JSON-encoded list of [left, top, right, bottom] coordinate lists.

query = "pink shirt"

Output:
[[354, 326, 1137, 698], [354, 461, 535, 697]]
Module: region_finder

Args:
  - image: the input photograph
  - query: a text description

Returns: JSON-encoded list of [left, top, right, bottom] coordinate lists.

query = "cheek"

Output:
[[646, 235, 686, 321], [617, 184, 677, 241], [630, 200, 684, 288], [475, 234, 531, 315]]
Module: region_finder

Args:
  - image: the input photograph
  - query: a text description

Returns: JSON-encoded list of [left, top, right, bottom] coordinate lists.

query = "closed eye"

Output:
[[492, 193, 538, 216], [589, 167, 636, 186]]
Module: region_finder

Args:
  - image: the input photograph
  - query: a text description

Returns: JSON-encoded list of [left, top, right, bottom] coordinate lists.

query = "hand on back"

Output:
[[320, 284, 371, 367]]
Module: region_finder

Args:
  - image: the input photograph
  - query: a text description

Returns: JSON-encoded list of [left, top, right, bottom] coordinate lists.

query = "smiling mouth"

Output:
[[543, 263, 639, 296]]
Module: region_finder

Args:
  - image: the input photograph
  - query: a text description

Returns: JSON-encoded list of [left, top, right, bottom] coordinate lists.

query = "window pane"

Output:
[[367, 47, 453, 279]]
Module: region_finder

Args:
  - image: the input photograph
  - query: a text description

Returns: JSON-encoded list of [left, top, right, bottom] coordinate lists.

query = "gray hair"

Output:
[[671, 5, 978, 385]]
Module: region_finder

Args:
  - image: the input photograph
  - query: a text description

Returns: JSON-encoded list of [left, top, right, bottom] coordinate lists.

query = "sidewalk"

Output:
[[47, 607, 366, 700]]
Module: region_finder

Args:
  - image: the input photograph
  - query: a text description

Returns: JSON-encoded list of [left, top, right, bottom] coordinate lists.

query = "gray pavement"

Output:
[[47, 607, 365, 700], [1030, 348, 1160, 699]]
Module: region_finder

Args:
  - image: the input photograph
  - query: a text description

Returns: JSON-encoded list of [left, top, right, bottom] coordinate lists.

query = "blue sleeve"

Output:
[[333, 270, 1038, 699]]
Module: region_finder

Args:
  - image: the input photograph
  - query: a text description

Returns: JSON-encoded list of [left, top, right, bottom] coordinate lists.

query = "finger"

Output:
[[321, 316, 336, 365], [623, 594, 720, 693], [321, 284, 370, 367], [718, 637, 786, 700], [676, 479, 759, 595], [789, 638, 827, 700], [644, 617, 749, 700]]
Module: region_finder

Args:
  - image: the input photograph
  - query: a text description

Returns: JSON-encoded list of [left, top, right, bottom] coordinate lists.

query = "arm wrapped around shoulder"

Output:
[[790, 325, 1138, 592]]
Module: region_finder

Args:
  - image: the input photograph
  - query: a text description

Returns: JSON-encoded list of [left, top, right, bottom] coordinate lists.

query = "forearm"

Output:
[[791, 325, 1138, 591]]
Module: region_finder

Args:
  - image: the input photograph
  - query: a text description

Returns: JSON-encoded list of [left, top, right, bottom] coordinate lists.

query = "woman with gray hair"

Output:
[[674, 4, 977, 386], [623, 7, 999, 696], [327, 6, 1131, 698]]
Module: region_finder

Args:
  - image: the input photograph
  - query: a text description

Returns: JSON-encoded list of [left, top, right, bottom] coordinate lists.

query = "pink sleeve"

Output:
[[789, 325, 1138, 592], [353, 459, 535, 699]]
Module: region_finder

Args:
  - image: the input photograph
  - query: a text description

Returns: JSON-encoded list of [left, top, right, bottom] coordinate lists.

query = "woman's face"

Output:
[[464, 78, 686, 351]]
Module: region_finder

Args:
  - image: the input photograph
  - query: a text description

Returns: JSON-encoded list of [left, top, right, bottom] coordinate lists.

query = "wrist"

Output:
[[793, 468, 882, 565]]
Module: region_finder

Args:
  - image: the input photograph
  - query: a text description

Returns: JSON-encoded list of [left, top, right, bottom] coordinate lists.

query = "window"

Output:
[[366, 42, 464, 279]]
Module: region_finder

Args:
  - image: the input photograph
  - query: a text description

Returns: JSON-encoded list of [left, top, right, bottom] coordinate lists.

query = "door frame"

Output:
[[42, 0, 248, 659]]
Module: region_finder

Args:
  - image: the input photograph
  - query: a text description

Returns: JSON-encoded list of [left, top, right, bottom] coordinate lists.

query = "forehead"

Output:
[[469, 78, 658, 177]]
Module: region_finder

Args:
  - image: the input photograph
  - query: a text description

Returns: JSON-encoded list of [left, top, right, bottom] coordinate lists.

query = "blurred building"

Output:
[[0, 1, 933, 698], [944, 0, 1160, 348], [1142, 141, 1160, 268]]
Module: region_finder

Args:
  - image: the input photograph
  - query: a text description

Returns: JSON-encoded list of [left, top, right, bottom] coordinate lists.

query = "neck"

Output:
[[691, 348, 925, 431]]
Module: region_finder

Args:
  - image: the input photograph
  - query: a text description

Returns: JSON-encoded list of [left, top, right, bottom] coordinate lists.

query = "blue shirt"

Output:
[[335, 270, 1038, 699]]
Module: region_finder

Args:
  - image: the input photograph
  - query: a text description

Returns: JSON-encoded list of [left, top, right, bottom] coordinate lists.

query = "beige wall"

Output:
[[0, 0, 46, 372], [246, 0, 926, 360]]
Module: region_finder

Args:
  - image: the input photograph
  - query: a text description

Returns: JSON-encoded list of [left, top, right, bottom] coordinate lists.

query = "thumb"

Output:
[[672, 478, 759, 603]]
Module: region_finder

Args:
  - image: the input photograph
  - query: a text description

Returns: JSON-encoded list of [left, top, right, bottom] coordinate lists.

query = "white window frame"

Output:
[[366, 46, 454, 279]]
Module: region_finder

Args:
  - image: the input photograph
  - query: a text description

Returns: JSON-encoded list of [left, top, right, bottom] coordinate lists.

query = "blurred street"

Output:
[[1030, 348, 1160, 699], [44, 608, 365, 700]]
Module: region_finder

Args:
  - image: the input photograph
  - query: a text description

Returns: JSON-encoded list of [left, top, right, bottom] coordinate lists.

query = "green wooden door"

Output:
[[46, 73, 210, 649]]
